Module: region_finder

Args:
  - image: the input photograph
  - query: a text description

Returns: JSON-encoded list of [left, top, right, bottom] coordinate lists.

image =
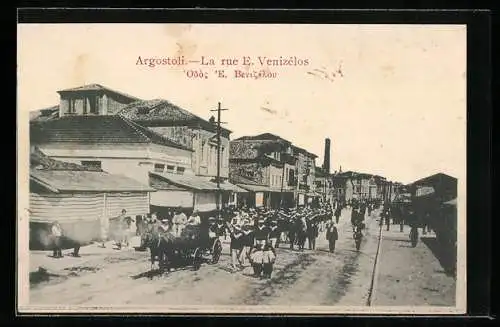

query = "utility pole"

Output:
[[210, 102, 228, 218], [279, 159, 286, 209]]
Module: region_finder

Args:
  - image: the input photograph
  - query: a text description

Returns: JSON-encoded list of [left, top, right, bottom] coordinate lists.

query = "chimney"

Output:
[[322, 138, 331, 174]]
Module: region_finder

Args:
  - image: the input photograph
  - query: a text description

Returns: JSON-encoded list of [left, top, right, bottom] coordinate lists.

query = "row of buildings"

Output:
[[27, 83, 404, 247]]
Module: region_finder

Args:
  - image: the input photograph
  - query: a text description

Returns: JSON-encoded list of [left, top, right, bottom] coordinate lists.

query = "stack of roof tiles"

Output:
[[30, 146, 102, 172]]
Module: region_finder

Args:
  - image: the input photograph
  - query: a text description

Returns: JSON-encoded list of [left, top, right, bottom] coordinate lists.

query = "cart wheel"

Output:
[[192, 248, 202, 271], [211, 239, 222, 264], [159, 251, 170, 274]]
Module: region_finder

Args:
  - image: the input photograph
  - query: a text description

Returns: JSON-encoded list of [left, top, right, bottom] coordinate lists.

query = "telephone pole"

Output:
[[210, 102, 228, 218]]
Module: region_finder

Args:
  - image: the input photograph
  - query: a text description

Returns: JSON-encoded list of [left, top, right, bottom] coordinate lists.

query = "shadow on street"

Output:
[[421, 236, 456, 277]]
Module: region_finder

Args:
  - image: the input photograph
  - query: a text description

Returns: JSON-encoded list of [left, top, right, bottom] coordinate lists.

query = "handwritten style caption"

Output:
[[135, 55, 311, 80]]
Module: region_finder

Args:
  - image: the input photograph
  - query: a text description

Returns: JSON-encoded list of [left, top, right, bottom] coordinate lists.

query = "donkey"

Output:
[[140, 223, 174, 273]]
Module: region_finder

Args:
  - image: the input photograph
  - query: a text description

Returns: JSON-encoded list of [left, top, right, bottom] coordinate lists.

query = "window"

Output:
[[81, 160, 101, 169], [202, 142, 207, 163], [68, 99, 76, 114], [166, 165, 175, 173], [176, 167, 185, 175], [221, 147, 227, 167], [154, 163, 165, 173], [89, 96, 98, 114], [83, 97, 87, 114]]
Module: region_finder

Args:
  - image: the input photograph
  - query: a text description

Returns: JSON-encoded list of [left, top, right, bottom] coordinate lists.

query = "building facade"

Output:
[[331, 171, 390, 203], [293, 146, 319, 206], [229, 133, 321, 209], [118, 99, 231, 181], [30, 84, 141, 122], [314, 167, 333, 206], [229, 134, 297, 208], [30, 115, 194, 186], [30, 84, 244, 215], [29, 147, 153, 249]]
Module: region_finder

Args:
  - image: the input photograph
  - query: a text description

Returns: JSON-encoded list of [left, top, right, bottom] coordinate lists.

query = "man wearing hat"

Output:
[[326, 219, 339, 253], [268, 220, 280, 248], [159, 217, 170, 233], [306, 216, 319, 250], [253, 218, 270, 247]]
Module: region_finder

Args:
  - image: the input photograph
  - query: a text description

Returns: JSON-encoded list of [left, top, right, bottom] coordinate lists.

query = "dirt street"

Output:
[[372, 224, 456, 306], [29, 208, 382, 307]]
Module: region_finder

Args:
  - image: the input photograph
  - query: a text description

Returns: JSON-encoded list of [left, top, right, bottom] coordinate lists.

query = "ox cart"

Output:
[[140, 224, 223, 274]]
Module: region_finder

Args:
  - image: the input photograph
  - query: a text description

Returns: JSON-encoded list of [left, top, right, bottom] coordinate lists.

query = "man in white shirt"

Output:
[[187, 210, 201, 226], [172, 207, 188, 237], [51, 221, 63, 258]]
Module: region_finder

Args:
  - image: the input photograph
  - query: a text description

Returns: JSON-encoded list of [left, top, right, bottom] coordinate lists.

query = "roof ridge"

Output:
[[118, 116, 151, 143], [58, 83, 142, 101], [121, 116, 191, 151]]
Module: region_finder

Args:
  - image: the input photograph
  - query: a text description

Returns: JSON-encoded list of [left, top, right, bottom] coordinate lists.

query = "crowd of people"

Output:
[[48, 199, 419, 276]]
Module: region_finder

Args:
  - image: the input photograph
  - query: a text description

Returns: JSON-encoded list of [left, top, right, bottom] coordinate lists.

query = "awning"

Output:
[[443, 198, 457, 206], [31, 169, 156, 193], [150, 172, 247, 192], [150, 172, 217, 191], [236, 184, 272, 192], [218, 182, 249, 193]]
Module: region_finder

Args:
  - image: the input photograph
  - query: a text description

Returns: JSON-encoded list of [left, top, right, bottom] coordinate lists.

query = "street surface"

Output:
[[373, 224, 456, 306], [29, 208, 455, 307]]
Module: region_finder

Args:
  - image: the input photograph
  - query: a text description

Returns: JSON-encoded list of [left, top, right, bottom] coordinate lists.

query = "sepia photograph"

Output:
[[17, 22, 466, 314]]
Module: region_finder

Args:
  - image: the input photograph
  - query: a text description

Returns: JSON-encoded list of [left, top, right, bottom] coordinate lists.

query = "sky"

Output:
[[17, 24, 466, 184]]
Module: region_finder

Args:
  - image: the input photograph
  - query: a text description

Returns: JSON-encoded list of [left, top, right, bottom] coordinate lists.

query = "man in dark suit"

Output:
[[326, 220, 339, 253], [307, 218, 319, 250]]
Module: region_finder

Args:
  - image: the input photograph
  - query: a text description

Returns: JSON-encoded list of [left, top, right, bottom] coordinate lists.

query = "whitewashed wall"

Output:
[[150, 190, 194, 208], [105, 193, 150, 219], [37, 142, 193, 185], [194, 192, 217, 212], [30, 192, 104, 223]]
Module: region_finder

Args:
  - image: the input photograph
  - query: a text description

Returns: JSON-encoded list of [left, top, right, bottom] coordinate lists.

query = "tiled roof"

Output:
[[30, 106, 60, 122], [335, 171, 376, 179], [292, 145, 318, 158], [30, 146, 102, 172], [57, 83, 141, 101], [117, 99, 231, 134], [411, 173, 457, 186], [31, 115, 192, 151], [230, 139, 291, 161], [230, 140, 262, 160], [31, 169, 155, 193], [234, 133, 318, 159], [235, 133, 291, 143]]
